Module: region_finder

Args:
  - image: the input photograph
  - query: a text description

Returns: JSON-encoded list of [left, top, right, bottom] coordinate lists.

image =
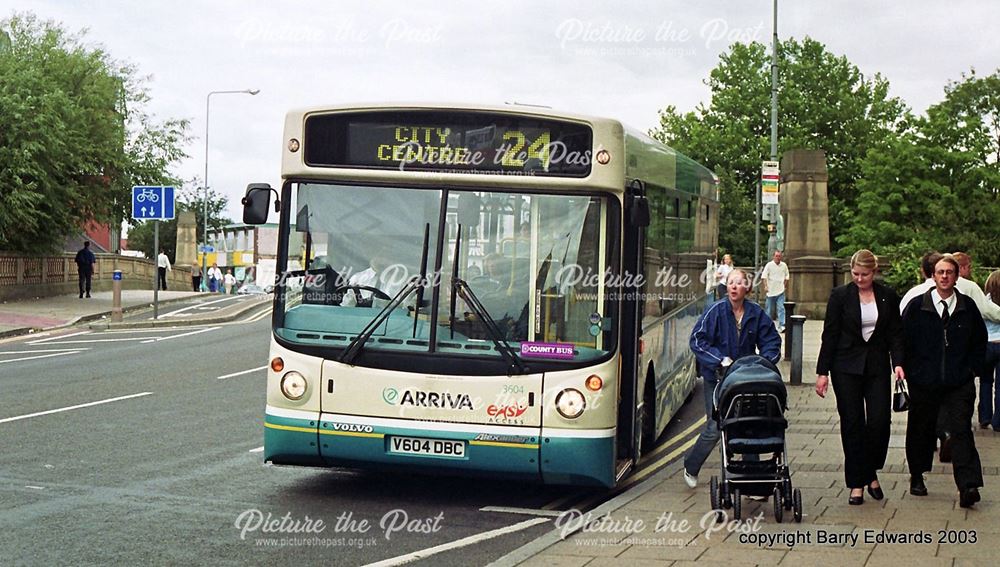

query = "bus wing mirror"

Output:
[[242, 183, 279, 224], [630, 195, 650, 227]]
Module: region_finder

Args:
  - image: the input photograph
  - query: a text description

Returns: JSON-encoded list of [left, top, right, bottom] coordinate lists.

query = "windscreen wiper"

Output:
[[447, 224, 525, 375], [453, 277, 526, 375], [339, 278, 421, 365]]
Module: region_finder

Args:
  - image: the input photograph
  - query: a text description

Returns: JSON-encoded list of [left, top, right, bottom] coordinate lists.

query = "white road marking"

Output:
[[0, 351, 83, 365], [25, 486, 45, 490], [161, 295, 243, 317], [27, 331, 91, 344], [0, 349, 90, 354], [0, 392, 153, 425], [361, 518, 550, 567], [248, 446, 264, 453], [477, 507, 566, 517], [97, 327, 200, 334], [217, 365, 268, 380], [141, 326, 220, 344], [39, 338, 157, 345], [245, 307, 273, 322]]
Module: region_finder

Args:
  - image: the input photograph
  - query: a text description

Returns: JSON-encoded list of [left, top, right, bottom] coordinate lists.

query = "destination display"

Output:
[[304, 111, 593, 176]]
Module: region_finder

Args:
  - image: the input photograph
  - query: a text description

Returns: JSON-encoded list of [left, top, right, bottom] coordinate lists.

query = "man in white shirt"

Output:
[[157, 248, 171, 290], [760, 250, 790, 332]]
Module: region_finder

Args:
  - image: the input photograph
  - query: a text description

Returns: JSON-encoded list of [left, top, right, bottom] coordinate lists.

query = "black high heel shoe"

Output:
[[849, 489, 864, 505], [867, 480, 884, 501]]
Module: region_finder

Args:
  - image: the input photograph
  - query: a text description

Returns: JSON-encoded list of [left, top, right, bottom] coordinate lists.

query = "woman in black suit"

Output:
[[815, 250, 905, 505]]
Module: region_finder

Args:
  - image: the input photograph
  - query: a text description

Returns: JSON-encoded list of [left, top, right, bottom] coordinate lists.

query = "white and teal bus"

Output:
[[242, 103, 718, 487]]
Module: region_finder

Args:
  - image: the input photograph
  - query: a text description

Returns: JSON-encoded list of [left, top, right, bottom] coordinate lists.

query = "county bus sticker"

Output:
[[520, 342, 575, 360]]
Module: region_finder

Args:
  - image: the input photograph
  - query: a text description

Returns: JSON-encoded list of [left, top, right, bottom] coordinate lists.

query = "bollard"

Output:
[[111, 270, 123, 323], [783, 301, 797, 361], [789, 315, 807, 385]]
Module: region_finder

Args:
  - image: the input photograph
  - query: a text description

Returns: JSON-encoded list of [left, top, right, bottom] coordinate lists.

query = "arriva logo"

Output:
[[381, 388, 475, 410], [382, 388, 399, 404]]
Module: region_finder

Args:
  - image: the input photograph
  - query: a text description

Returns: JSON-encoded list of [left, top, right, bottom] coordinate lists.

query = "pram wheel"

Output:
[[709, 476, 724, 523], [783, 478, 793, 510], [773, 487, 783, 523], [793, 488, 803, 523], [732, 489, 741, 521]]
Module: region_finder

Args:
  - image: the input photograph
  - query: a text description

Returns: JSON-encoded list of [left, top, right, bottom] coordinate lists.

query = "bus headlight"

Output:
[[555, 388, 586, 419], [280, 371, 307, 400]]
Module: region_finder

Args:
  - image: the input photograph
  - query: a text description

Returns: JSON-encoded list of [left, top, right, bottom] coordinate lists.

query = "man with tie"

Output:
[[902, 255, 988, 508]]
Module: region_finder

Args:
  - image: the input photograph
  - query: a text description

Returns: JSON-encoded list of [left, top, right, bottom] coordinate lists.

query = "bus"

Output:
[[242, 103, 719, 487]]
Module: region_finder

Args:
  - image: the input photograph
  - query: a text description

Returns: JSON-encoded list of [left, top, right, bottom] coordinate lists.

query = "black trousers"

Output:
[[907, 380, 983, 490], [158, 267, 168, 290], [831, 357, 891, 488], [78, 271, 92, 296], [192, 276, 201, 291]]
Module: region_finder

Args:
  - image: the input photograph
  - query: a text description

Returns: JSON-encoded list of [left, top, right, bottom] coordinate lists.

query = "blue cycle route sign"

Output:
[[131, 186, 175, 220]]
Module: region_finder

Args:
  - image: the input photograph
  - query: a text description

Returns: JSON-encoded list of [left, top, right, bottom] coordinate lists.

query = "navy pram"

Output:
[[709, 355, 802, 523]]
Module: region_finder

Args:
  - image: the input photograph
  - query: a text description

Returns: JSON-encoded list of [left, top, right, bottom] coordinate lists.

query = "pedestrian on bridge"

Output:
[[74, 241, 96, 298], [157, 248, 171, 290]]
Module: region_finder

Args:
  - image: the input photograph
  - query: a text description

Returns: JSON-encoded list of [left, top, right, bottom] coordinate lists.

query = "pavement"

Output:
[[0, 289, 269, 338], [501, 319, 1000, 567]]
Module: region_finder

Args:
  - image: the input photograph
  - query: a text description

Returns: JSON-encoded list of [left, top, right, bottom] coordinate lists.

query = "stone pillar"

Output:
[[176, 210, 197, 268], [779, 150, 839, 318]]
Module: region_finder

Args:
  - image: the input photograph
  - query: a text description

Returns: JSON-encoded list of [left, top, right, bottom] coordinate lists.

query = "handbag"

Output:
[[892, 378, 910, 413]]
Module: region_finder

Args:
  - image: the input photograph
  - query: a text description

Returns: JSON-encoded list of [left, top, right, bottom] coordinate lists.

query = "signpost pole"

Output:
[[153, 220, 159, 319]]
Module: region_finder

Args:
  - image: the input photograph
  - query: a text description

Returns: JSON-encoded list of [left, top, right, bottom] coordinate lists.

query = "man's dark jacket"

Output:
[[902, 289, 987, 388], [816, 281, 904, 377], [74, 247, 96, 275]]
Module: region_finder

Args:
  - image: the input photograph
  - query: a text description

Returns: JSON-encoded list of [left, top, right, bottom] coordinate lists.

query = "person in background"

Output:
[[191, 263, 202, 292], [224, 268, 237, 295], [207, 263, 223, 293], [683, 268, 782, 488], [714, 254, 733, 300], [74, 241, 96, 299], [761, 250, 790, 332], [902, 255, 987, 508], [814, 250, 904, 505], [157, 248, 171, 291], [899, 251, 942, 313], [979, 270, 1000, 431]]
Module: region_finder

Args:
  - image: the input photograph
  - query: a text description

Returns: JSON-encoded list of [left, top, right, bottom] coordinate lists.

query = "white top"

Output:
[[207, 267, 223, 280], [760, 261, 789, 297], [157, 253, 171, 270], [860, 301, 878, 342], [224, 273, 237, 285], [714, 263, 733, 285]]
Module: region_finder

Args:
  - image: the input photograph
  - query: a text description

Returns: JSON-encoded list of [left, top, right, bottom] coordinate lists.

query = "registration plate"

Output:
[[388, 436, 466, 458]]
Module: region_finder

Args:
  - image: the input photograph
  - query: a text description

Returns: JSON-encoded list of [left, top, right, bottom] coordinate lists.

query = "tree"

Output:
[[0, 13, 189, 253], [650, 38, 907, 262], [126, 184, 232, 261], [840, 69, 1000, 288]]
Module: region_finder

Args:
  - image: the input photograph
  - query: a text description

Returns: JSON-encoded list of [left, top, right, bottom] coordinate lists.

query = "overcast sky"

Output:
[[7, 1, 999, 223]]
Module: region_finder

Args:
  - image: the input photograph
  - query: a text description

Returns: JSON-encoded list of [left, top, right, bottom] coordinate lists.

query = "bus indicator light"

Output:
[[596, 149, 611, 165], [585, 375, 603, 392], [288, 138, 300, 152], [270, 357, 284, 372]]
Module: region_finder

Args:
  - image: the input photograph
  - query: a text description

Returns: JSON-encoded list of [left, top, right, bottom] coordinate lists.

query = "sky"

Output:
[[6, 0, 1000, 224]]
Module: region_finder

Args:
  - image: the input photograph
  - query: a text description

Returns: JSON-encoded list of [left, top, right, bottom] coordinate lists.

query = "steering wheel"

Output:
[[337, 284, 392, 306]]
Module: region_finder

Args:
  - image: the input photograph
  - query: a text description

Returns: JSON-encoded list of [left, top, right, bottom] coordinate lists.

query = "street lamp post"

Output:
[[201, 89, 260, 291]]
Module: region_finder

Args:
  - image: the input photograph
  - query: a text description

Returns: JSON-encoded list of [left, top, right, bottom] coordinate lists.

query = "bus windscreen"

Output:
[[303, 111, 593, 177]]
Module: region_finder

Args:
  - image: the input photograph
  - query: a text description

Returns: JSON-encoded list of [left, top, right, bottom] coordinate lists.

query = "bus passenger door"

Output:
[[616, 183, 649, 473]]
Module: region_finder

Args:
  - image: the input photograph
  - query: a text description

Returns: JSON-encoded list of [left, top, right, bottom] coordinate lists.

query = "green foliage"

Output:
[[650, 37, 907, 262], [0, 13, 189, 253], [839, 69, 1000, 276]]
